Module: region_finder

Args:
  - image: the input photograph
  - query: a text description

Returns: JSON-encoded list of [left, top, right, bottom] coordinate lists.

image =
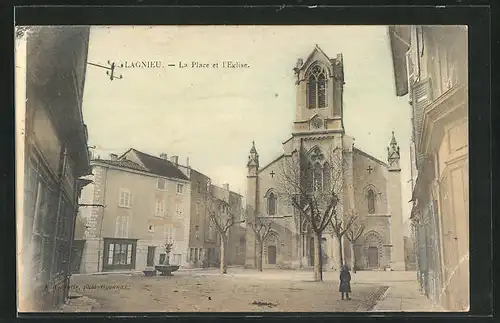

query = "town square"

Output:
[[15, 24, 469, 313]]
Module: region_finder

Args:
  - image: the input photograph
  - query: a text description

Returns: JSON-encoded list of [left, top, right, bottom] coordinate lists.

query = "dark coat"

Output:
[[339, 270, 351, 293]]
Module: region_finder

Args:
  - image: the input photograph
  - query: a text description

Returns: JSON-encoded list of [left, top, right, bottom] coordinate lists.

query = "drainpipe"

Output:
[[49, 146, 69, 306]]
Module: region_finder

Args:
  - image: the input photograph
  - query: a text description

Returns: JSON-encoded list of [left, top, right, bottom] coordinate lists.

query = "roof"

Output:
[[94, 149, 189, 181], [353, 147, 388, 168], [131, 149, 189, 180]]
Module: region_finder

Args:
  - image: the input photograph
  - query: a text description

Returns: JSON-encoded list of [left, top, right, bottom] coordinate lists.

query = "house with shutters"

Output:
[[76, 149, 192, 273], [75, 148, 246, 273], [18, 26, 92, 311], [389, 25, 468, 311]]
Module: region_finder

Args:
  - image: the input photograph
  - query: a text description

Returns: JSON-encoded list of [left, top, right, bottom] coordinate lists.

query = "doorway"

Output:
[[267, 245, 277, 265], [367, 246, 379, 268], [309, 237, 315, 266], [147, 246, 156, 266]]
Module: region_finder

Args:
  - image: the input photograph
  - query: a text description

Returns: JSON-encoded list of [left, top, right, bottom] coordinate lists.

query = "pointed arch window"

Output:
[[307, 65, 328, 109], [367, 189, 376, 214], [267, 192, 277, 215]]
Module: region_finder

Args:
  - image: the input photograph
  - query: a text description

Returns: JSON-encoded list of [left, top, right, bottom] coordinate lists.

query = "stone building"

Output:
[[17, 26, 92, 310], [244, 46, 406, 272], [389, 25, 469, 311], [75, 149, 246, 273], [76, 149, 192, 273]]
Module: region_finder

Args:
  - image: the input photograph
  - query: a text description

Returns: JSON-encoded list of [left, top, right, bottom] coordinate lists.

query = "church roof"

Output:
[[353, 147, 388, 167], [258, 150, 298, 173]]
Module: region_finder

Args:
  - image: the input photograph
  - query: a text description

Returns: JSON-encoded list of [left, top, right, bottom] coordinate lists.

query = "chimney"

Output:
[[170, 155, 179, 166], [159, 153, 168, 160], [223, 183, 229, 191], [186, 157, 190, 168], [110, 153, 118, 161]]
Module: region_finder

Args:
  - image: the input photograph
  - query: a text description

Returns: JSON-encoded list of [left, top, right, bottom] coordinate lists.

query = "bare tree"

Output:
[[207, 193, 244, 274], [246, 215, 273, 272], [277, 145, 345, 281], [343, 210, 365, 273], [328, 206, 358, 270]]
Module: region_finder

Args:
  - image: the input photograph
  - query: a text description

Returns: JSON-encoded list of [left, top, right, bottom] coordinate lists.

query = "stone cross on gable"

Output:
[[367, 166, 374, 174], [270, 171, 276, 178]]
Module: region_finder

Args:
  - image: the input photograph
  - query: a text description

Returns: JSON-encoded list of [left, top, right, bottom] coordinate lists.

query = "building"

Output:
[[75, 149, 245, 273], [76, 149, 191, 273], [389, 25, 469, 311], [209, 184, 246, 267], [244, 46, 406, 272], [18, 26, 92, 311]]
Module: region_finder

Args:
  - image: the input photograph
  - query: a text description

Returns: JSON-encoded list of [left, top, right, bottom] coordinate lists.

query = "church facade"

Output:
[[244, 46, 406, 271]]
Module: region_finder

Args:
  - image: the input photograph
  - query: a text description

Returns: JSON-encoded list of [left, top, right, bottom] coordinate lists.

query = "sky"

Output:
[[81, 25, 413, 223]]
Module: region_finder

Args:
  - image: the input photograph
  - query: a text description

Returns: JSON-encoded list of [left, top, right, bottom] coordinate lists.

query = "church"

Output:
[[244, 45, 406, 271]]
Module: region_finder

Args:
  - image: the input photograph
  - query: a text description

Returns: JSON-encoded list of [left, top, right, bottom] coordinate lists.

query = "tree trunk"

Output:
[[258, 243, 263, 272], [220, 235, 227, 274], [350, 241, 357, 273], [337, 235, 344, 270], [313, 233, 322, 281], [165, 252, 170, 266]]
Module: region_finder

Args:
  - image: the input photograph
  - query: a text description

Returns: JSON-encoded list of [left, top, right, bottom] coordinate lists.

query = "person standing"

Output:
[[339, 264, 352, 300]]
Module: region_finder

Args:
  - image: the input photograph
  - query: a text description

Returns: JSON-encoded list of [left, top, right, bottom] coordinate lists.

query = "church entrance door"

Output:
[[267, 246, 277, 265], [367, 246, 379, 268]]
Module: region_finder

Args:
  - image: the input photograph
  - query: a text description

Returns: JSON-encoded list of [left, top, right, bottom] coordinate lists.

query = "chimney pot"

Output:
[[160, 153, 168, 160], [110, 153, 118, 161], [223, 183, 229, 191], [170, 155, 179, 166]]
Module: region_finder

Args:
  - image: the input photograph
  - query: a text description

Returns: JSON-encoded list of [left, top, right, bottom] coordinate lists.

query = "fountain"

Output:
[[154, 242, 179, 276]]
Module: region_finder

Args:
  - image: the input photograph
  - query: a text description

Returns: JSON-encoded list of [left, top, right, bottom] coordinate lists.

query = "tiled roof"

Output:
[[131, 149, 189, 181], [94, 149, 189, 181], [94, 159, 150, 172]]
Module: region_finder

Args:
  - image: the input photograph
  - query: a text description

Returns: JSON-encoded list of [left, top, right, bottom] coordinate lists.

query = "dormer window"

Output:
[[307, 65, 328, 109]]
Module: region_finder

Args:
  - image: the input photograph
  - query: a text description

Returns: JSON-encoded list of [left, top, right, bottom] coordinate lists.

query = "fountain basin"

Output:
[[155, 265, 180, 276]]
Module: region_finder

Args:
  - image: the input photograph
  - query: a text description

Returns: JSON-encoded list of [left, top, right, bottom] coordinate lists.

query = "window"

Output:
[[195, 225, 200, 239], [197, 182, 202, 194], [322, 162, 331, 191], [115, 216, 130, 238], [119, 189, 131, 208], [208, 220, 216, 241], [104, 239, 136, 270], [307, 65, 328, 109], [157, 178, 167, 190], [176, 184, 184, 194], [155, 199, 165, 217], [367, 189, 376, 214], [267, 192, 277, 215]]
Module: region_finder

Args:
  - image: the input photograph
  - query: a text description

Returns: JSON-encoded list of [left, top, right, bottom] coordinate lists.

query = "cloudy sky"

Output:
[[82, 25, 412, 222]]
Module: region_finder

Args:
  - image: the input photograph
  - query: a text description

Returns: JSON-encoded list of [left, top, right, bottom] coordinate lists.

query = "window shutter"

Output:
[[123, 217, 129, 238], [411, 78, 432, 169], [108, 244, 114, 265], [115, 217, 121, 237], [405, 49, 415, 101], [126, 244, 132, 264]]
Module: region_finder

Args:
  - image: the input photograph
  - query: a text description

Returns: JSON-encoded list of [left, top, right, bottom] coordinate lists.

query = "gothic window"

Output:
[[313, 163, 323, 192], [367, 189, 376, 214], [267, 192, 277, 215], [307, 65, 328, 109], [322, 162, 331, 191]]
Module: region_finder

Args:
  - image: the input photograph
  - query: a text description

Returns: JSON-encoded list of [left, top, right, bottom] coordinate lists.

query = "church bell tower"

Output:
[[245, 141, 259, 268], [292, 45, 345, 135]]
